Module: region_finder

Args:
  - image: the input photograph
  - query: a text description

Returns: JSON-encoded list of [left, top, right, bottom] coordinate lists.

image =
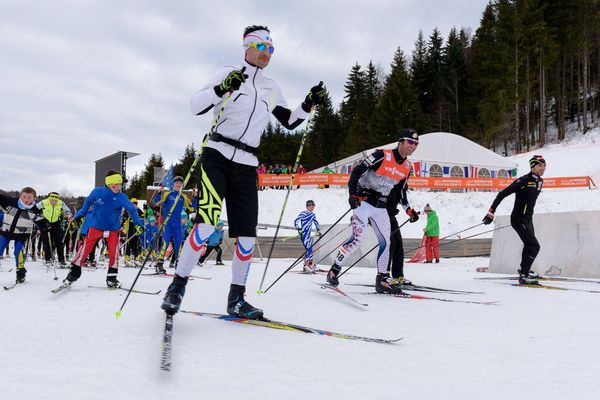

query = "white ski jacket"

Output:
[[190, 60, 310, 166]]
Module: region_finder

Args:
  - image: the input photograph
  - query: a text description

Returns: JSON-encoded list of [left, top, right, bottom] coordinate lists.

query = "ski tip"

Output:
[[115, 310, 123, 319]]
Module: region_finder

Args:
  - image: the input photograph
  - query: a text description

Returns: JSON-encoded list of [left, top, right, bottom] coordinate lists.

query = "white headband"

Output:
[[243, 29, 273, 47]]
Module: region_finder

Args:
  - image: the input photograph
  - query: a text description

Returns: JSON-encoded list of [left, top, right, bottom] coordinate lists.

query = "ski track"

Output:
[[1, 257, 599, 400]]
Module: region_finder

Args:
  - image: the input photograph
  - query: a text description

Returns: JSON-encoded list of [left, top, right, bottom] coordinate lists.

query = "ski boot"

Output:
[[518, 269, 539, 278], [215, 260, 225, 266], [106, 267, 122, 288], [58, 261, 67, 268], [227, 284, 263, 320], [64, 264, 82, 286], [161, 275, 188, 315], [326, 264, 341, 287], [518, 273, 539, 285], [124, 255, 131, 267], [376, 273, 405, 294], [390, 276, 412, 286], [154, 261, 166, 274], [16, 267, 27, 284]]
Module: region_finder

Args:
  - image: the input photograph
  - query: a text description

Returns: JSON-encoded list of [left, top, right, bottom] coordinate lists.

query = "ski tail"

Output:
[[160, 314, 174, 371]]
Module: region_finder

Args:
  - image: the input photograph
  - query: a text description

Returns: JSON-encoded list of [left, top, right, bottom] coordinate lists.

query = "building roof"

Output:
[[315, 132, 516, 172]]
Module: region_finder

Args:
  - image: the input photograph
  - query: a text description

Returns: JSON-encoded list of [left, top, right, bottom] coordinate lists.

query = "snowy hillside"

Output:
[[253, 127, 600, 239], [2, 128, 600, 400]]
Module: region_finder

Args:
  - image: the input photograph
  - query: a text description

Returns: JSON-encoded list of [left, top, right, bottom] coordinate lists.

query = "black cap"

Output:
[[306, 200, 315, 207], [399, 128, 419, 142], [174, 176, 184, 183]]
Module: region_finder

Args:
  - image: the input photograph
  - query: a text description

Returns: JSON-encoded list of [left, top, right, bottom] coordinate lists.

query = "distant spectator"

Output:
[[267, 165, 274, 174], [423, 204, 440, 263], [297, 164, 306, 174], [322, 165, 335, 188]]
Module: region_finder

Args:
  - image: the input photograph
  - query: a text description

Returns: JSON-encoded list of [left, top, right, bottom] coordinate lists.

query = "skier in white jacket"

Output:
[[162, 25, 326, 319]]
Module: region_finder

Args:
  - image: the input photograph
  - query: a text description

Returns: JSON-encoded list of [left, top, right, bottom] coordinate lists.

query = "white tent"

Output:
[[314, 132, 517, 178]]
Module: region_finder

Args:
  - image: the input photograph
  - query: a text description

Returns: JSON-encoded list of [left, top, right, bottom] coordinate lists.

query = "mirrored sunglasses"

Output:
[[247, 42, 275, 54], [403, 138, 419, 146]]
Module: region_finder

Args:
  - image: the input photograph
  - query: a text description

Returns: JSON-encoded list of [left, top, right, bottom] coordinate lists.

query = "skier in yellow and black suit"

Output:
[[36, 192, 72, 266]]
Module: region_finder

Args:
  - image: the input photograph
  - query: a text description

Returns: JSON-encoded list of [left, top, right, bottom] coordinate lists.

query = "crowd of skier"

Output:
[[0, 24, 547, 321]]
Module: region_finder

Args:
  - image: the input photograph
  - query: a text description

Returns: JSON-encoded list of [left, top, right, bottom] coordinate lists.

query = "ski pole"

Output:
[[259, 207, 351, 294], [287, 222, 351, 271], [312, 224, 353, 266], [47, 231, 58, 280], [257, 105, 318, 292], [404, 223, 504, 254], [338, 217, 411, 279], [116, 89, 236, 318]]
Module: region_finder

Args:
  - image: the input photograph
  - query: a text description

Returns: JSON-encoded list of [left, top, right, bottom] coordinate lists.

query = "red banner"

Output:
[[257, 174, 595, 189]]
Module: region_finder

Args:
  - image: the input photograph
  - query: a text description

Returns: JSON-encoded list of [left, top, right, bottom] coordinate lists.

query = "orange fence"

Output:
[[258, 174, 596, 189]]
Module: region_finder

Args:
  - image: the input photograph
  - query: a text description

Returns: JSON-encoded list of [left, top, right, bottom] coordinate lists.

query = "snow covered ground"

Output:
[[2, 128, 599, 399], [2, 258, 600, 400]]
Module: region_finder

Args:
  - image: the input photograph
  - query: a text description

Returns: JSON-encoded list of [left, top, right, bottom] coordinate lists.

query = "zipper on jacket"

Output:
[[230, 66, 259, 161]]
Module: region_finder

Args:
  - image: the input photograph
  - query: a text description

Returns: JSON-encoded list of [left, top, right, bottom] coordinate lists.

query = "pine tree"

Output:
[[372, 48, 422, 144], [174, 144, 197, 188], [442, 27, 469, 134], [305, 88, 343, 169], [139, 153, 165, 199]]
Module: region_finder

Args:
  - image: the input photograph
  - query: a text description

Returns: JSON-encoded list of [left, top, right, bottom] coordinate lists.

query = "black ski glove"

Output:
[[406, 208, 420, 223], [302, 81, 326, 111], [482, 209, 495, 225], [214, 67, 248, 97], [348, 194, 366, 210]]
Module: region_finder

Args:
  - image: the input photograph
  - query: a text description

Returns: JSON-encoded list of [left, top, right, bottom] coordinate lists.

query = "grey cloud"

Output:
[[0, 0, 486, 195]]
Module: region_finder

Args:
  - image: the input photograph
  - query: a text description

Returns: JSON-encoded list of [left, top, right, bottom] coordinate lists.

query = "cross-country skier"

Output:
[[294, 200, 321, 273], [36, 192, 72, 266], [0, 187, 49, 284], [151, 176, 194, 273], [161, 24, 326, 318], [326, 129, 420, 294], [123, 198, 144, 267], [482, 155, 546, 285], [62, 171, 144, 288]]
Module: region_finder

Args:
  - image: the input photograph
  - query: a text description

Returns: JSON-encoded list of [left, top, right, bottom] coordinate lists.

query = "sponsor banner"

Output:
[[257, 174, 594, 189]]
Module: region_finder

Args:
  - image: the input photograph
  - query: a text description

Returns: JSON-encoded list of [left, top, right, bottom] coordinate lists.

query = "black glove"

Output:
[[317, 230, 322, 237], [74, 215, 84, 227], [297, 229, 303, 237], [482, 209, 495, 225], [214, 67, 248, 97], [348, 195, 365, 210], [38, 219, 51, 231], [302, 81, 326, 110], [406, 208, 420, 223]]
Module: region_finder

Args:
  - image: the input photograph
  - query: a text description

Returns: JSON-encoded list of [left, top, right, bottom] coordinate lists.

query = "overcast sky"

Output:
[[0, 0, 488, 196]]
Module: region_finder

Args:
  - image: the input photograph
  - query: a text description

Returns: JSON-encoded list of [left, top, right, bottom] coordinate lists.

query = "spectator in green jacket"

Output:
[[423, 204, 440, 263]]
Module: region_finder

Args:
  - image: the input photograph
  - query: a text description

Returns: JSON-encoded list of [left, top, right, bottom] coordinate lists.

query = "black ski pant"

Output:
[[389, 216, 405, 278], [42, 221, 65, 263], [510, 214, 540, 274]]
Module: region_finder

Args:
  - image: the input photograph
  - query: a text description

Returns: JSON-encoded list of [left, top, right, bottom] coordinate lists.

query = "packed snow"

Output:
[[2, 128, 600, 399]]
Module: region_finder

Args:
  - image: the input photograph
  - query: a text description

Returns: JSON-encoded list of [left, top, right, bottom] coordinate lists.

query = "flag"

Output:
[[421, 162, 429, 177], [442, 166, 450, 177], [470, 166, 479, 178], [413, 162, 421, 177], [463, 166, 469, 178], [491, 170, 497, 178], [161, 165, 175, 189], [511, 168, 518, 177]]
